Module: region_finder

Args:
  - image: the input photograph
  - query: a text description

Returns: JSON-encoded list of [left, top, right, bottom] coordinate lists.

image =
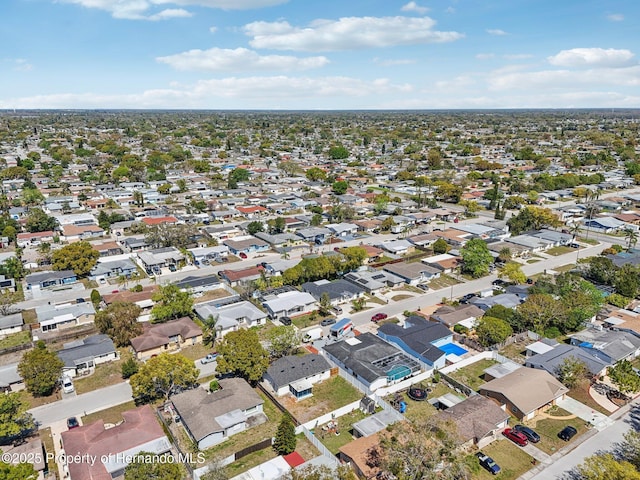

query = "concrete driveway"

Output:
[[556, 396, 614, 431]]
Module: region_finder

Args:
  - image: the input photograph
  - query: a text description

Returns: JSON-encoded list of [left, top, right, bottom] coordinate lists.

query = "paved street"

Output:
[[524, 400, 640, 479], [29, 382, 133, 428]]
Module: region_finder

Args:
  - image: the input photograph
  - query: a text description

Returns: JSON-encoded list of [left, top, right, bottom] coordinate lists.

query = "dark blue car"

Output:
[[476, 452, 500, 475]]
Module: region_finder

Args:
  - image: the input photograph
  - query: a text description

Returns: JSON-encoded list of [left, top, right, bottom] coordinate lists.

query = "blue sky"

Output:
[[1, 0, 638, 109]]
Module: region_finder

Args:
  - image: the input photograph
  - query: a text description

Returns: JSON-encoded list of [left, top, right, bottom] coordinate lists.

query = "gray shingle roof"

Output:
[[265, 354, 331, 390], [57, 334, 116, 368]]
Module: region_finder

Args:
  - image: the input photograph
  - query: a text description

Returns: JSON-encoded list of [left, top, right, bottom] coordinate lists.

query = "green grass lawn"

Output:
[[315, 409, 368, 454], [568, 380, 612, 416], [21, 308, 37, 324], [73, 349, 132, 394], [0, 330, 31, 349], [498, 342, 529, 363], [398, 382, 461, 422], [526, 259, 540, 264], [287, 376, 363, 423], [546, 246, 575, 256], [366, 294, 387, 305], [468, 440, 535, 479], [429, 275, 460, 290], [391, 294, 413, 301], [396, 285, 424, 294], [553, 263, 577, 273], [530, 407, 588, 455], [292, 312, 331, 329], [82, 400, 138, 425], [448, 359, 498, 391]]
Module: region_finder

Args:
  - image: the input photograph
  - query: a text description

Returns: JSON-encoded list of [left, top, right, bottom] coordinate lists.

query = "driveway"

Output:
[[556, 396, 614, 431]]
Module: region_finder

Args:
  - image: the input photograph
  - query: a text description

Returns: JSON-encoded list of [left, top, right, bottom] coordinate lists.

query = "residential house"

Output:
[[91, 241, 123, 257], [338, 434, 384, 480], [57, 334, 118, 378], [343, 269, 405, 294], [470, 293, 523, 311], [223, 236, 270, 255], [377, 315, 453, 368], [525, 343, 608, 379], [0, 363, 24, 392], [0, 438, 46, 478], [61, 405, 172, 480], [188, 245, 230, 265], [263, 354, 332, 399], [16, 230, 55, 248], [35, 302, 95, 333], [60, 224, 105, 242], [219, 266, 264, 287], [479, 368, 569, 421], [194, 300, 267, 338], [0, 313, 23, 337], [435, 394, 510, 448], [583, 216, 629, 233], [137, 246, 184, 272], [89, 258, 138, 282], [431, 304, 485, 330], [121, 236, 149, 252], [569, 328, 640, 365], [25, 270, 78, 292], [326, 222, 358, 237], [175, 274, 224, 296], [295, 227, 332, 243], [378, 239, 414, 256], [262, 290, 317, 320], [422, 253, 462, 274], [301, 279, 366, 306], [323, 333, 421, 391], [254, 231, 299, 248], [382, 261, 440, 286], [140, 216, 178, 227], [171, 377, 265, 450], [130, 317, 203, 360]]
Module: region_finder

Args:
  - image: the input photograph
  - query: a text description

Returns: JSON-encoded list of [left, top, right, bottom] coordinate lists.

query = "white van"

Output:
[[62, 376, 74, 394]]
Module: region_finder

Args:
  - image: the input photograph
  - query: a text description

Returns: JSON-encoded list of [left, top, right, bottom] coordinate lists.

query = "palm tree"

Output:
[[625, 228, 639, 252], [568, 222, 581, 242]]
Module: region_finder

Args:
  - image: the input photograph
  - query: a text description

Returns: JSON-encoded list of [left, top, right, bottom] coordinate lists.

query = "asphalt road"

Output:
[[29, 382, 133, 428], [527, 399, 640, 479]]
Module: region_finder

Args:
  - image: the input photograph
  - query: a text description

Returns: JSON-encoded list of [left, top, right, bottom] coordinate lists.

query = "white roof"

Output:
[[263, 291, 316, 313], [603, 316, 625, 326], [527, 341, 557, 355], [231, 456, 290, 480], [40, 313, 75, 327]]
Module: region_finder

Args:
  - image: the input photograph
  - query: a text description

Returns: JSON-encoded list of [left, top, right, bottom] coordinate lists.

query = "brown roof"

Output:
[[130, 317, 202, 353], [62, 224, 104, 236], [431, 304, 485, 327], [60, 405, 168, 480], [220, 266, 264, 282], [17, 230, 54, 240], [103, 286, 158, 305], [338, 433, 382, 479], [91, 241, 122, 252], [436, 395, 509, 444], [359, 245, 384, 257], [141, 216, 178, 226], [479, 368, 568, 415]]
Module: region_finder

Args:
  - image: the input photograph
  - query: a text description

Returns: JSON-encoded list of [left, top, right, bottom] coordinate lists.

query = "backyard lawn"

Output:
[[468, 439, 534, 479], [0, 330, 31, 350], [315, 409, 368, 454], [284, 375, 362, 423], [398, 382, 462, 422], [448, 359, 498, 391]]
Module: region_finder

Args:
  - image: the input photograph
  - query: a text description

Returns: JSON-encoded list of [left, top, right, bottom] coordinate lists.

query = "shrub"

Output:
[[544, 326, 562, 339], [90, 289, 102, 306], [131, 284, 143, 293], [209, 380, 220, 392], [607, 293, 631, 308], [121, 358, 139, 379], [453, 324, 469, 334]]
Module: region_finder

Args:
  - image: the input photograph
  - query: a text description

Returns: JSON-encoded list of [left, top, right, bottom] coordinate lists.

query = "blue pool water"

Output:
[[439, 343, 468, 356]]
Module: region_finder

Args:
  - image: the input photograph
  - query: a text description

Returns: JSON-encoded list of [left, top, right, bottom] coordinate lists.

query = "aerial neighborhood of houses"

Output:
[[2, 110, 640, 480]]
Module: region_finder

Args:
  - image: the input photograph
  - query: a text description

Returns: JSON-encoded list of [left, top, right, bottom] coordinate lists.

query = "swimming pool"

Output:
[[439, 343, 468, 356]]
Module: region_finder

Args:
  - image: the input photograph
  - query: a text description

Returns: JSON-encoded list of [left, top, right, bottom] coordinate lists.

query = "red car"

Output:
[[371, 313, 388, 323], [239, 252, 247, 259], [502, 428, 528, 446]]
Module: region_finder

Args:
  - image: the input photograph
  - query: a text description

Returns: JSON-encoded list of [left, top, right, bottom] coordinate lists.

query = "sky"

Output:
[[1, 0, 639, 110]]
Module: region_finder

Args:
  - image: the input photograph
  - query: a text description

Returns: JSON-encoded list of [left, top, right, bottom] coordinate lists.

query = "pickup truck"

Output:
[[200, 353, 219, 364]]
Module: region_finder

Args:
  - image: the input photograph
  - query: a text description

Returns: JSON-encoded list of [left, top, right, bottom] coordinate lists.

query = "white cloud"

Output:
[[156, 47, 329, 71], [0, 76, 413, 109], [244, 16, 464, 51], [548, 47, 636, 68], [58, 0, 288, 19], [607, 13, 624, 21], [373, 57, 416, 66], [401, 2, 428, 14], [476, 53, 495, 60], [209, 26, 217, 33], [148, 8, 192, 20], [486, 29, 508, 36], [11, 59, 33, 72]]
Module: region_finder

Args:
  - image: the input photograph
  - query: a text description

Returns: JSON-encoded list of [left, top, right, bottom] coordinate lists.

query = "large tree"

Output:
[[150, 284, 194, 323], [52, 241, 100, 276], [0, 392, 36, 442], [460, 238, 493, 278], [273, 415, 296, 455], [267, 325, 300, 359], [516, 293, 565, 334], [475, 316, 513, 347], [18, 341, 64, 397], [130, 353, 199, 403], [215, 328, 269, 384], [608, 359, 640, 395], [506, 206, 561, 235], [25, 207, 58, 233], [556, 356, 589, 388], [498, 262, 526, 284], [0, 458, 38, 480], [576, 453, 640, 480], [94, 302, 143, 347], [124, 452, 186, 480]]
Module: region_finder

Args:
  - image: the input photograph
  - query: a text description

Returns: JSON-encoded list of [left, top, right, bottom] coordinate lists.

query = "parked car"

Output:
[[568, 243, 580, 249], [200, 353, 219, 364], [502, 427, 528, 446], [459, 293, 477, 304], [280, 316, 292, 326], [320, 318, 336, 327], [476, 452, 500, 475], [371, 313, 388, 323], [168, 264, 177, 272], [239, 252, 248, 259], [492, 279, 509, 287], [558, 426, 577, 441], [61, 376, 74, 394], [75, 298, 85, 304], [67, 417, 79, 430], [513, 425, 540, 443]]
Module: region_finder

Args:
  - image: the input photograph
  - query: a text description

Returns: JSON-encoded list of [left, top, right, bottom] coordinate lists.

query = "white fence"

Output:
[[296, 399, 362, 432], [300, 426, 341, 467]]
